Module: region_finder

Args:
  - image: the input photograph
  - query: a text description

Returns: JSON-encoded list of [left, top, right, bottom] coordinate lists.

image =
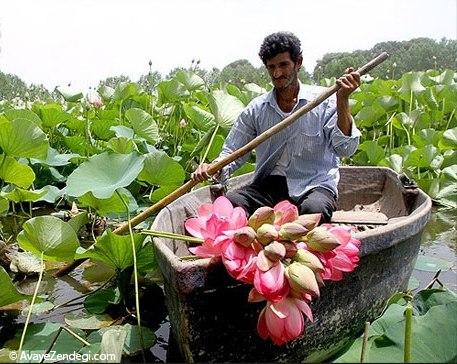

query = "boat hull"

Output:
[[151, 167, 431, 363]]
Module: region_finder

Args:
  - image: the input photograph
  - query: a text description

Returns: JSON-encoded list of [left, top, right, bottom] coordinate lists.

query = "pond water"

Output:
[[0, 207, 455, 362]]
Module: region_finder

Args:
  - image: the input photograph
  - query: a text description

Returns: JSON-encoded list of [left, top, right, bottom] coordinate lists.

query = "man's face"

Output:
[[265, 52, 302, 90]]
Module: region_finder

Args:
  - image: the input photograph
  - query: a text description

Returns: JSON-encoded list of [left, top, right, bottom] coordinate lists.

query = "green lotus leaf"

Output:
[[91, 118, 117, 140], [0, 155, 35, 188], [138, 150, 185, 187], [65, 312, 114, 330], [150, 185, 179, 203], [77, 188, 138, 215], [4, 109, 42, 126], [65, 117, 86, 133], [439, 127, 457, 150], [358, 141, 385, 165], [157, 79, 190, 104], [66, 152, 145, 199], [398, 71, 426, 94], [404, 145, 441, 169], [84, 288, 121, 314], [16, 215, 79, 261], [35, 185, 65, 203], [30, 147, 79, 167], [207, 89, 245, 129], [87, 324, 156, 356], [98, 85, 115, 101], [113, 82, 139, 101], [412, 128, 441, 147], [107, 137, 138, 154], [175, 70, 205, 91], [1, 188, 46, 202], [35, 103, 71, 128], [110, 125, 135, 139], [75, 230, 145, 270], [0, 266, 28, 308], [64, 135, 95, 155], [0, 118, 49, 159], [428, 69, 456, 85], [0, 197, 8, 215], [206, 134, 225, 161], [55, 86, 84, 102], [11, 322, 86, 355], [125, 108, 159, 144], [67, 211, 89, 233], [414, 255, 453, 272], [183, 103, 216, 131]]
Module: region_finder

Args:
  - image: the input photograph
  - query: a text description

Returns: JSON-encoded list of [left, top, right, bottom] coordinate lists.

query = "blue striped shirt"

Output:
[[218, 83, 361, 200]]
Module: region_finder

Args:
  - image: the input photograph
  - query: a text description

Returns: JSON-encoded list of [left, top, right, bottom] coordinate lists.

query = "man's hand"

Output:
[[336, 67, 361, 100], [191, 163, 220, 182]]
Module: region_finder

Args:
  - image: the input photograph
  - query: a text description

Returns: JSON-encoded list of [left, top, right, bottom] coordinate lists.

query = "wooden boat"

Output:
[[151, 166, 431, 363]]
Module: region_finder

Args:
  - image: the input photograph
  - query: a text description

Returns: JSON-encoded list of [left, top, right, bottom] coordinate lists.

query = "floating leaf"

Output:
[[414, 255, 453, 272], [408, 276, 420, 291], [65, 312, 114, 330], [76, 230, 145, 270], [66, 152, 145, 199], [21, 301, 55, 316], [84, 288, 121, 314], [99, 327, 127, 362], [0, 266, 28, 308], [17, 216, 79, 262]]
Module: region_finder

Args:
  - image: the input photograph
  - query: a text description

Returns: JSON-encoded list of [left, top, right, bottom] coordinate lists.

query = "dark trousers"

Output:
[[226, 175, 337, 223]]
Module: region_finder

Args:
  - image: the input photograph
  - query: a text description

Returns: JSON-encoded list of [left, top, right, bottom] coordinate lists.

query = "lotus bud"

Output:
[[256, 250, 275, 272], [295, 213, 321, 231], [279, 222, 308, 241], [283, 241, 298, 258], [256, 223, 279, 245], [293, 249, 324, 273], [264, 241, 286, 262], [248, 207, 275, 230], [233, 226, 256, 247], [305, 226, 341, 252], [251, 240, 264, 254], [285, 262, 320, 297], [273, 200, 299, 225]]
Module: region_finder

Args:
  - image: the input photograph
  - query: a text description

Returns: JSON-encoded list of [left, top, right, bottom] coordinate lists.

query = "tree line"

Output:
[[1, 37, 455, 102]]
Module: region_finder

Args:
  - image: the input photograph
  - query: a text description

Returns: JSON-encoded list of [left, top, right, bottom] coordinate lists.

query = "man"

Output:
[[191, 31, 361, 223]]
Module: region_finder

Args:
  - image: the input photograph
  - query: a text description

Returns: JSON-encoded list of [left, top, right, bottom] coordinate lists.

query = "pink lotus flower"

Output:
[[222, 240, 257, 283], [185, 196, 247, 257], [273, 200, 299, 227], [257, 297, 313, 346], [254, 261, 289, 302], [314, 224, 361, 281]]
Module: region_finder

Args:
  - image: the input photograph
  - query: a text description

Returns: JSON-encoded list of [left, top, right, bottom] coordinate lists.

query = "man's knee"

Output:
[[298, 192, 336, 224]]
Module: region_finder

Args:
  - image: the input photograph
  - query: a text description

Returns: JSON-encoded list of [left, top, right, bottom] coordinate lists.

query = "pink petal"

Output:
[[184, 217, 204, 238], [294, 298, 314, 322], [197, 203, 213, 218], [213, 196, 233, 218], [230, 207, 248, 229], [257, 307, 269, 339]]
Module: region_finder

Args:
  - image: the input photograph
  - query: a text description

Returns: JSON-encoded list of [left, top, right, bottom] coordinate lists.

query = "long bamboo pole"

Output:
[[54, 52, 389, 277]]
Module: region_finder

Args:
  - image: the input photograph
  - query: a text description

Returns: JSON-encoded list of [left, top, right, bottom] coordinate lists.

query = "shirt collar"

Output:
[[265, 81, 313, 107]]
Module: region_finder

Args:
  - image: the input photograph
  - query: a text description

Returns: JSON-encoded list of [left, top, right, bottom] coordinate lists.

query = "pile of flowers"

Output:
[[184, 196, 361, 346]]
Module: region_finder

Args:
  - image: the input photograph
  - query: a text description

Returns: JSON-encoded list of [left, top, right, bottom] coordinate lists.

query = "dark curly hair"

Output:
[[258, 31, 302, 64]]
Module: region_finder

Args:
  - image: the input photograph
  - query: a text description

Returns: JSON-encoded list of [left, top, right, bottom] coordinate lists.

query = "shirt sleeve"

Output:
[[322, 96, 361, 157], [213, 106, 257, 185]]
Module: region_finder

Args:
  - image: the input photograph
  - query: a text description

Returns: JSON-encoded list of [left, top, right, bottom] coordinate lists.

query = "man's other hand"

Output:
[[336, 67, 361, 99]]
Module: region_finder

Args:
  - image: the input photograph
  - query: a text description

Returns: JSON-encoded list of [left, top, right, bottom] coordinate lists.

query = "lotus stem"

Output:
[[18, 252, 45, 361], [445, 107, 455, 130], [404, 303, 413, 363], [201, 124, 220, 164], [116, 190, 145, 363], [142, 229, 204, 244], [62, 326, 91, 346], [360, 321, 370, 363]]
